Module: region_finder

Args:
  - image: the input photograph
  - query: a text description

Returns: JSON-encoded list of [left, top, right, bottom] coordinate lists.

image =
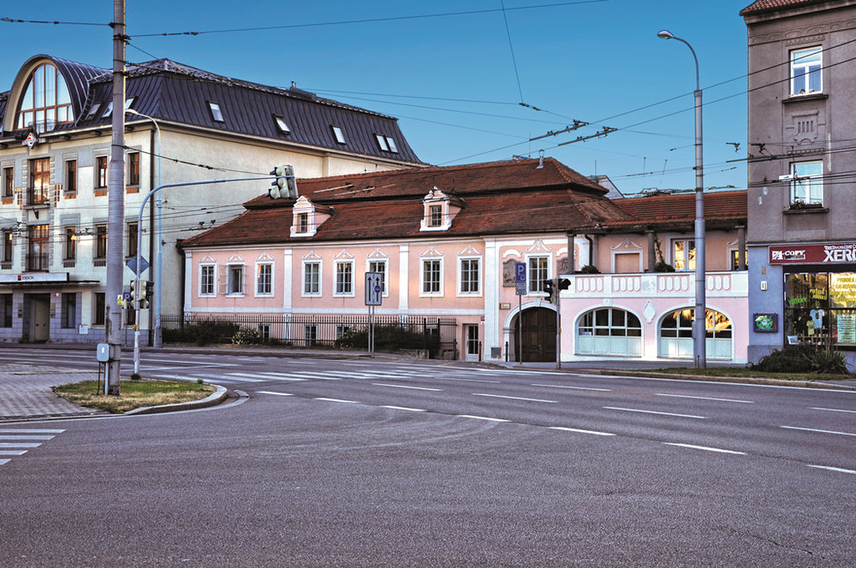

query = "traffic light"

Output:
[[543, 279, 555, 303], [269, 165, 297, 199], [129, 279, 137, 303], [558, 278, 571, 292], [139, 280, 150, 309]]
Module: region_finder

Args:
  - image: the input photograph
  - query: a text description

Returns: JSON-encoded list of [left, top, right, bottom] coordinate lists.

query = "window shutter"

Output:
[[218, 265, 227, 295]]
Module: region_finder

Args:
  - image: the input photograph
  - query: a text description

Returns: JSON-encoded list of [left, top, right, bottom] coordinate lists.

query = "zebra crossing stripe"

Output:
[[0, 450, 28, 456], [0, 443, 42, 448], [0, 459, 10, 466], [0, 428, 64, 434]]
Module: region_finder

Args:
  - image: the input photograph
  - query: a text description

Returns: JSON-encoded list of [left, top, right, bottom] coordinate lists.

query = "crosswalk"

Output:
[[0, 428, 65, 466], [148, 366, 463, 385]]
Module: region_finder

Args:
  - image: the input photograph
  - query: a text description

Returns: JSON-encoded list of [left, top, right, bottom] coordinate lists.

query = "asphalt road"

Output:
[[0, 348, 854, 566]]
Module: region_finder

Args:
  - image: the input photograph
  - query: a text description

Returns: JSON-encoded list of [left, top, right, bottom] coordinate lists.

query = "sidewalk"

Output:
[[0, 364, 104, 422]]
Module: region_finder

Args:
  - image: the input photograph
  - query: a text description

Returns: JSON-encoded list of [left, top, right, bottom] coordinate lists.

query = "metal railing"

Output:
[[25, 252, 49, 272], [161, 313, 459, 358]]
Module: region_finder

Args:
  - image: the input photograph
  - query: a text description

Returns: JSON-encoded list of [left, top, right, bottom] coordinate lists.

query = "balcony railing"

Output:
[[564, 271, 748, 299]]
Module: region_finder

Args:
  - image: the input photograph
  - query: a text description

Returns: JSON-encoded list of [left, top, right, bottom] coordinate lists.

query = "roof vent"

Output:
[[641, 188, 672, 196], [288, 82, 317, 101]]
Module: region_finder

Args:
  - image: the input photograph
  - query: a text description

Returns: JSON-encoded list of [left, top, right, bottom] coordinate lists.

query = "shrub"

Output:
[[162, 319, 240, 346], [232, 326, 263, 345], [751, 344, 850, 375], [579, 264, 600, 274], [334, 324, 441, 355]]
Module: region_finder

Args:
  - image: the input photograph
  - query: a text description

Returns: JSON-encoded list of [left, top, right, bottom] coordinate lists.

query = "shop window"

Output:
[[0, 294, 12, 327], [785, 272, 856, 348], [577, 308, 642, 357], [660, 308, 732, 359]]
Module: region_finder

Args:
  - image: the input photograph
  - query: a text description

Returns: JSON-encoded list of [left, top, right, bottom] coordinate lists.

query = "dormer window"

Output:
[[298, 212, 309, 233], [420, 187, 460, 232], [429, 205, 443, 227], [291, 196, 331, 238], [15, 62, 74, 132], [208, 102, 225, 122]]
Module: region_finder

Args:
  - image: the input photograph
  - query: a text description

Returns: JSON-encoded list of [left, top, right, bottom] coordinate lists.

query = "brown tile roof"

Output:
[[740, 0, 827, 16], [181, 159, 747, 249]]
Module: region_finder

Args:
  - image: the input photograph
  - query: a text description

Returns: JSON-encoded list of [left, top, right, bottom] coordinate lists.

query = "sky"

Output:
[[0, 1, 752, 197]]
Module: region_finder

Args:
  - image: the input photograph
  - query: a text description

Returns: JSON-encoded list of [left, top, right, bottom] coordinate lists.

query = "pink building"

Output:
[[180, 158, 748, 363]]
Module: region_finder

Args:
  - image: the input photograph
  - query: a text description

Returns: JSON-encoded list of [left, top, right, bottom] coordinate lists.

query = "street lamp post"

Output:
[[126, 109, 163, 349], [658, 29, 706, 369]]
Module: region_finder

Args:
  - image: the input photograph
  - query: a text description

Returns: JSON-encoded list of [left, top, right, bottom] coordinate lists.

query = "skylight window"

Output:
[[386, 137, 398, 153], [208, 102, 224, 122], [274, 115, 291, 134], [102, 102, 113, 119], [86, 103, 101, 120], [124, 97, 135, 111], [375, 134, 389, 152], [331, 125, 346, 144]]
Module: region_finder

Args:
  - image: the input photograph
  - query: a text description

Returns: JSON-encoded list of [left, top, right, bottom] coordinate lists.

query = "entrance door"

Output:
[[30, 294, 50, 342], [465, 324, 480, 361], [517, 307, 557, 362]]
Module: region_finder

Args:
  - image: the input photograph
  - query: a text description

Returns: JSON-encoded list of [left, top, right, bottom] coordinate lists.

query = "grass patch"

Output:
[[54, 379, 216, 414], [650, 367, 855, 382]]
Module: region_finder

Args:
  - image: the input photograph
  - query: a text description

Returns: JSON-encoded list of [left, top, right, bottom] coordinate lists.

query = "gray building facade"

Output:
[[743, 0, 856, 366]]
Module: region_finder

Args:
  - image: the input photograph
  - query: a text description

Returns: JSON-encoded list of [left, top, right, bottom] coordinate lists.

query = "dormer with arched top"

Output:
[[291, 195, 332, 238], [419, 187, 463, 232]]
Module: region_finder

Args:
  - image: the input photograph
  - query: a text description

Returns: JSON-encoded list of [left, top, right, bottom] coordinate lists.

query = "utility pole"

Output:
[[105, 0, 126, 395]]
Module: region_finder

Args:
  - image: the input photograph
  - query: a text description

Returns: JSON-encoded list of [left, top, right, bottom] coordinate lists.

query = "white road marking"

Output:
[[257, 391, 294, 397], [315, 397, 358, 404], [781, 425, 856, 437], [807, 464, 856, 475], [604, 406, 706, 419], [372, 383, 443, 392], [456, 415, 509, 422], [381, 406, 427, 412], [226, 372, 288, 382], [0, 435, 55, 441], [0, 443, 42, 449], [549, 426, 615, 437], [656, 393, 754, 404], [812, 407, 856, 414], [0, 450, 28, 456], [0, 459, 10, 466], [663, 442, 746, 455], [472, 393, 557, 404], [271, 372, 338, 381], [0, 428, 64, 434], [532, 383, 611, 392], [435, 377, 502, 384]]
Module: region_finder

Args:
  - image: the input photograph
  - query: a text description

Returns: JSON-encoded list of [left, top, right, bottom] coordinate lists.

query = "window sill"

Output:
[[783, 93, 828, 104], [784, 205, 828, 215]]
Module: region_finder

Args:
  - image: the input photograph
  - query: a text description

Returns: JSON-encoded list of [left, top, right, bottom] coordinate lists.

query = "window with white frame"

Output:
[[298, 212, 309, 234], [459, 257, 481, 295], [208, 101, 225, 122], [791, 161, 823, 205], [429, 204, 443, 227], [200, 265, 215, 296], [256, 263, 273, 296], [368, 259, 387, 295], [528, 256, 549, 293], [791, 46, 822, 96], [335, 260, 354, 296], [227, 264, 244, 295], [422, 258, 442, 295], [303, 261, 321, 296], [672, 239, 695, 271]]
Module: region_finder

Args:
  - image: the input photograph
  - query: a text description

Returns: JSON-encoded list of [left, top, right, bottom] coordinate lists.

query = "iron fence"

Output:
[[162, 313, 459, 359]]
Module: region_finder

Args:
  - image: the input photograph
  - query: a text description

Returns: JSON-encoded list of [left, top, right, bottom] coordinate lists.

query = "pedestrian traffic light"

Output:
[[139, 280, 150, 309], [269, 165, 297, 199]]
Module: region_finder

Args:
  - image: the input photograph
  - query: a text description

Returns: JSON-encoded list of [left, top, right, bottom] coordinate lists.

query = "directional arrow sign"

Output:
[[365, 272, 383, 306]]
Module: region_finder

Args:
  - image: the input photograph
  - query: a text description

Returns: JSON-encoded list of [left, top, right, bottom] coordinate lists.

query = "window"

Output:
[[375, 134, 389, 151], [64, 227, 77, 262], [28, 158, 50, 205], [303, 261, 321, 296], [228, 265, 244, 295], [528, 256, 549, 293], [127, 222, 138, 258], [386, 137, 398, 153], [128, 152, 140, 186], [95, 156, 108, 189], [15, 63, 74, 132], [200, 265, 215, 296], [336, 325, 351, 339], [256, 263, 273, 296], [730, 250, 747, 271], [0, 294, 12, 328], [785, 272, 856, 348], [459, 258, 481, 295], [61, 293, 76, 329], [95, 224, 107, 260], [368, 259, 387, 294], [94, 292, 106, 326], [791, 47, 822, 95], [304, 324, 317, 347], [672, 239, 696, 271], [27, 224, 49, 271], [86, 103, 101, 121], [65, 160, 77, 194], [577, 308, 643, 357], [2, 230, 12, 269], [335, 261, 354, 296], [208, 102, 224, 122], [102, 102, 113, 119], [274, 115, 290, 134], [422, 259, 442, 295], [3, 167, 13, 198], [791, 161, 823, 205], [126, 303, 136, 326], [331, 125, 346, 144], [429, 205, 443, 227], [258, 324, 271, 341], [298, 212, 309, 234]]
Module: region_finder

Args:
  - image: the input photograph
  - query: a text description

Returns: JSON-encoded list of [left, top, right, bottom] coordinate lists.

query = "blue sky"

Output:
[[1, 1, 752, 196]]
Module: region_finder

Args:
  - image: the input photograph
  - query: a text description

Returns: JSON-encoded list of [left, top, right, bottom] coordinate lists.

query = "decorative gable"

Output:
[[291, 195, 331, 238], [419, 187, 462, 232]]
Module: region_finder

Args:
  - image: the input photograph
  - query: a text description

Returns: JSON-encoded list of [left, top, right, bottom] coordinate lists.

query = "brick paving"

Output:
[[0, 364, 104, 421]]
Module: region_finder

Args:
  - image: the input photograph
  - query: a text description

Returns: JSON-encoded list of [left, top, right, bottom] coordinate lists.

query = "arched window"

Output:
[[16, 63, 74, 133], [660, 308, 733, 359], [576, 307, 642, 357]]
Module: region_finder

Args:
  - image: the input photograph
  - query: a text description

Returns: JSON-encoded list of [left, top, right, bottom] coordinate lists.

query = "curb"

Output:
[[586, 369, 856, 391], [124, 385, 229, 416]]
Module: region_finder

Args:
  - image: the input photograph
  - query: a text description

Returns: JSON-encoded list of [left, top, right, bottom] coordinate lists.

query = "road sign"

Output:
[[365, 272, 383, 306], [126, 256, 150, 275], [515, 261, 527, 295]]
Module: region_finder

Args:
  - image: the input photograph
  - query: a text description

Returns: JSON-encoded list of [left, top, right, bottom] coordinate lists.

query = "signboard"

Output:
[[515, 261, 527, 296], [770, 243, 856, 265], [365, 272, 383, 306], [0, 273, 69, 283], [126, 256, 150, 274]]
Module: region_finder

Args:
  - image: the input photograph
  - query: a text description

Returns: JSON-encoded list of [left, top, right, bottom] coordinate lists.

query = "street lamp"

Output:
[[125, 109, 163, 349], [658, 29, 706, 369]]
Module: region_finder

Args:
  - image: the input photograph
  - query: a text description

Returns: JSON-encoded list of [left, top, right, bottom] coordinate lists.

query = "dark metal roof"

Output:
[[0, 55, 423, 165]]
